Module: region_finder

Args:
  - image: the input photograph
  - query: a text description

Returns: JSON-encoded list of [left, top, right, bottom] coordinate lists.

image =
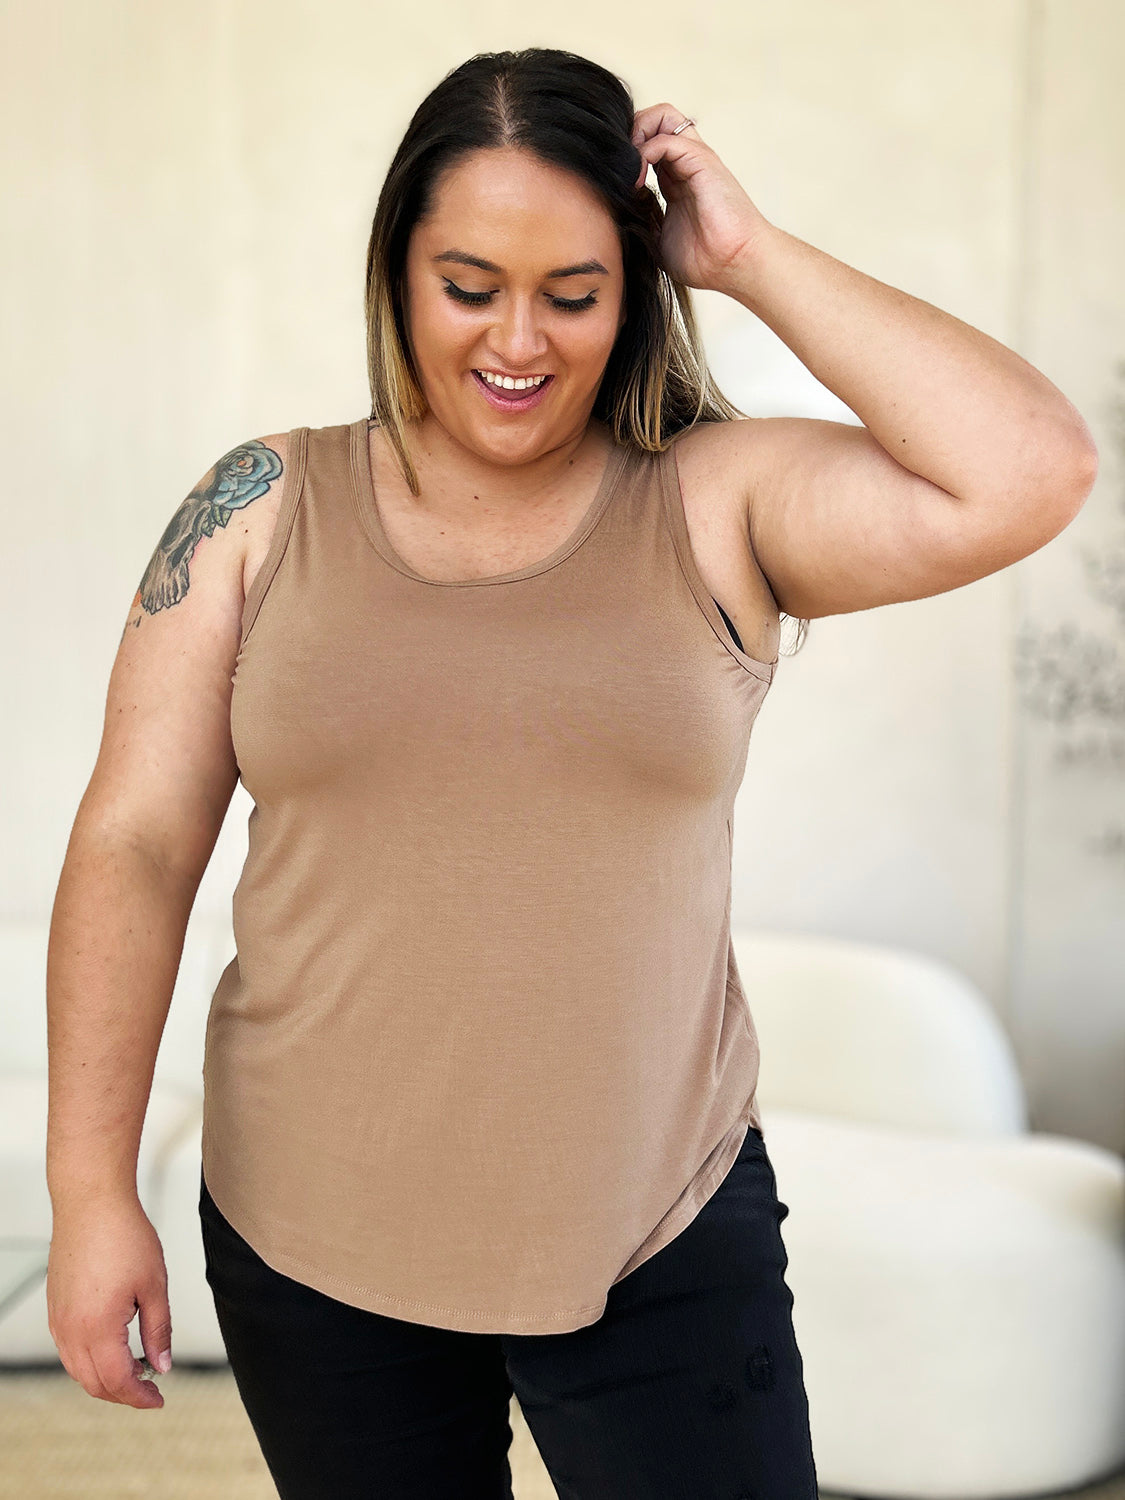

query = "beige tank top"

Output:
[[201, 415, 777, 1335]]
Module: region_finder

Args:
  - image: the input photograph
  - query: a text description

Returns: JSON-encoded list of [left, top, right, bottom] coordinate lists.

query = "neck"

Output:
[[403, 414, 608, 513]]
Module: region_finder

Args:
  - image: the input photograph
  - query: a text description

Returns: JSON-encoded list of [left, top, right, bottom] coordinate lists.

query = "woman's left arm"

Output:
[[633, 105, 1099, 619], [717, 220, 1097, 516]]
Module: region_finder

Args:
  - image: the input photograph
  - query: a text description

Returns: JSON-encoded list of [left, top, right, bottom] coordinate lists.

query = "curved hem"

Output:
[[200, 1148, 608, 1335], [609, 1109, 755, 1288], [199, 1100, 761, 1337]]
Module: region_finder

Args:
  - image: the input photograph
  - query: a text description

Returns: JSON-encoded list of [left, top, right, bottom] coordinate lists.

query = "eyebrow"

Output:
[[432, 249, 610, 279]]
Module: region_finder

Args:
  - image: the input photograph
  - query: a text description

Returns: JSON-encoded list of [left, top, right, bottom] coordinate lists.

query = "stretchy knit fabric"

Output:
[[201, 416, 778, 1336]]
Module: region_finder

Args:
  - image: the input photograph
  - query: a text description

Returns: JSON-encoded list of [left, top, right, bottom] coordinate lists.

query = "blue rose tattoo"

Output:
[[134, 440, 283, 616]]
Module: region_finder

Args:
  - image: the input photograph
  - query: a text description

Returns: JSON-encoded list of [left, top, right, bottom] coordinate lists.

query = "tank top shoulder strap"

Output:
[[653, 431, 776, 682], [239, 424, 309, 653]]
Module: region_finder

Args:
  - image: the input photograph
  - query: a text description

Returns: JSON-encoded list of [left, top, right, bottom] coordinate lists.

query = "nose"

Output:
[[484, 296, 550, 371]]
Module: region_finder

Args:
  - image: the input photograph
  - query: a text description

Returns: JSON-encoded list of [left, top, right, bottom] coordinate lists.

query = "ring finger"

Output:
[[630, 102, 698, 147]]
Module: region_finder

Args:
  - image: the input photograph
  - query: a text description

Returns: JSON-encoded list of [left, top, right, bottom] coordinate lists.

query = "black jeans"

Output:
[[199, 1126, 819, 1499]]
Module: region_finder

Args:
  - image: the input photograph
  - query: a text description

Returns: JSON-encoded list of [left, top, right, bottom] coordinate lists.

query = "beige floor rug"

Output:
[[2, 1369, 553, 1499], [2, 1367, 1123, 1499]]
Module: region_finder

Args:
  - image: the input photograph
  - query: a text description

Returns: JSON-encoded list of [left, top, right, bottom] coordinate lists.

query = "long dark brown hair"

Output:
[[362, 46, 808, 656]]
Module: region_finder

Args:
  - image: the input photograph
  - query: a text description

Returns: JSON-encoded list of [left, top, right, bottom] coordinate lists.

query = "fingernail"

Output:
[[155, 1349, 172, 1373]]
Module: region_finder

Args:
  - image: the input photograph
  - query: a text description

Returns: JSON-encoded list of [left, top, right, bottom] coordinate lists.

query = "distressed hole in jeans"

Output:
[[744, 1343, 775, 1391]]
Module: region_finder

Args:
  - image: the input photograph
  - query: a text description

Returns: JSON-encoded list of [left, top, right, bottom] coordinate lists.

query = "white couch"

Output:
[[4, 918, 1124, 1497], [737, 931, 1125, 1499]]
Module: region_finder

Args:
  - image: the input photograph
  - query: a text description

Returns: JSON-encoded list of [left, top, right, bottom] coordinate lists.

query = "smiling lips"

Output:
[[471, 369, 554, 409]]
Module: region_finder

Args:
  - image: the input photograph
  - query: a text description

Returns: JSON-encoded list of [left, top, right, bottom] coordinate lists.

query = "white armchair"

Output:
[[735, 929, 1125, 1499]]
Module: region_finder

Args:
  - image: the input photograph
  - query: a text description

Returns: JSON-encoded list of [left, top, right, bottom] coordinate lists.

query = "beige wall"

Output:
[[4, 3, 1123, 1146]]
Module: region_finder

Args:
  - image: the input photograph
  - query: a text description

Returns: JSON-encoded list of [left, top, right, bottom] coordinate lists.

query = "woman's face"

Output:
[[402, 146, 626, 465]]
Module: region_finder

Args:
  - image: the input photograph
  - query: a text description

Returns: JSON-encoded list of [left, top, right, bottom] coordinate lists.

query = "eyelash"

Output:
[[441, 279, 598, 314]]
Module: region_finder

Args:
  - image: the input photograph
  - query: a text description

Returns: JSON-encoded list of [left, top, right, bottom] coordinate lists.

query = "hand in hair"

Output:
[[631, 104, 772, 296]]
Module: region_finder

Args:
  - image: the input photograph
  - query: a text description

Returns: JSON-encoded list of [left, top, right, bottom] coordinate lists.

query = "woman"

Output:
[[46, 45, 1096, 1499]]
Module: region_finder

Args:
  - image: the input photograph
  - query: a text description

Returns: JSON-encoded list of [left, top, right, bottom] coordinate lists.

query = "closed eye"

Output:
[[441, 279, 598, 314]]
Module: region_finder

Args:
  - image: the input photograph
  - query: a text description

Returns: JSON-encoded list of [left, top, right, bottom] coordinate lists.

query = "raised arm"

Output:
[[631, 105, 1098, 620], [717, 226, 1097, 620]]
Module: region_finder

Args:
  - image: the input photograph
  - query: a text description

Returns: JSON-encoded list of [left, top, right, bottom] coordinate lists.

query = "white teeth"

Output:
[[476, 370, 548, 390]]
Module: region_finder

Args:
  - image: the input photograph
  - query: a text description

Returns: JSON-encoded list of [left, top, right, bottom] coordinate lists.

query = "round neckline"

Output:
[[349, 418, 631, 588]]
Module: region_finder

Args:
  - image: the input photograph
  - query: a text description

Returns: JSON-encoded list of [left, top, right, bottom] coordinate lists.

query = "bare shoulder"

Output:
[[117, 430, 291, 633], [666, 416, 774, 536]]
